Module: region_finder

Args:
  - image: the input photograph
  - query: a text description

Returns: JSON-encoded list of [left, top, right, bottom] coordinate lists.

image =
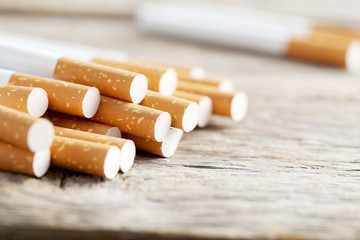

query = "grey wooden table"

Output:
[[0, 6, 360, 240]]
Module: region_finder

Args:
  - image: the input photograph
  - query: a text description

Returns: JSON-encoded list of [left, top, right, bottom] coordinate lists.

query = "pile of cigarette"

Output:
[[0, 33, 248, 179]]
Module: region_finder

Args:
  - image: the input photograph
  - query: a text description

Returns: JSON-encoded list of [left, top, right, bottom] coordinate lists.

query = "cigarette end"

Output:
[[130, 74, 148, 104], [119, 140, 136, 173], [159, 68, 178, 96], [106, 127, 122, 138], [103, 146, 122, 179], [154, 112, 171, 142], [27, 118, 55, 152], [27, 88, 48, 117], [182, 102, 198, 132], [33, 149, 51, 178], [82, 87, 100, 118], [231, 92, 248, 122], [197, 96, 212, 128]]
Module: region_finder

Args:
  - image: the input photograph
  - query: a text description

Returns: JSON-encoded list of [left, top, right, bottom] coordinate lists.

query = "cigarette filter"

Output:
[[54, 127, 135, 173], [286, 33, 360, 73], [140, 90, 198, 132], [179, 76, 233, 92], [1, 69, 101, 118], [92, 58, 178, 96], [177, 82, 248, 122], [53, 58, 148, 103], [123, 128, 182, 158], [51, 136, 121, 179], [0, 105, 54, 152], [0, 41, 148, 104], [0, 140, 50, 177], [44, 111, 122, 137], [91, 96, 171, 142], [173, 90, 212, 128], [0, 85, 48, 117]]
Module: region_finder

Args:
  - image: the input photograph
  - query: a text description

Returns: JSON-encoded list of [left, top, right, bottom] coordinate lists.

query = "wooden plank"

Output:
[[0, 13, 359, 240]]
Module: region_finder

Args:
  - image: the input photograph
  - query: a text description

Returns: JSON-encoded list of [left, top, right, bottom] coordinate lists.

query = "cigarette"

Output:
[[0, 41, 148, 103], [173, 90, 212, 128], [136, 2, 360, 71], [44, 111, 122, 137], [92, 58, 178, 96], [179, 76, 233, 92], [0, 68, 100, 118], [0, 140, 50, 177], [0, 85, 48, 117], [51, 136, 121, 179], [140, 91, 198, 132], [177, 82, 248, 122], [123, 128, 182, 157], [0, 105, 54, 152], [91, 96, 171, 142], [286, 33, 360, 73], [54, 127, 135, 173]]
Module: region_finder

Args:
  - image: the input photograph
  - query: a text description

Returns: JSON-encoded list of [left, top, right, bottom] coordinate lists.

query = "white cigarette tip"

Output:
[[33, 148, 51, 178], [130, 74, 148, 104], [182, 102, 198, 132], [159, 68, 178, 96], [219, 79, 234, 92], [103, 146, 121, 179], [346, 40, 360, 73], [197, 96, 212, 128], [82, 87, 101, 118], [27, 88, 48, 117], [119, 140, 136, 173], [154, 112, 172, 142], [189, 66, 206, 79], [27, 118, 55, 152], [106, 127, 122, 138], [231, 92, 248, 122], [161, 128, 181, 158]]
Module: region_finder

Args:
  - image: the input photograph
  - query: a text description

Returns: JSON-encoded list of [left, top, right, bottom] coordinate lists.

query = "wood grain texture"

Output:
[[0, 8, 360, 240]]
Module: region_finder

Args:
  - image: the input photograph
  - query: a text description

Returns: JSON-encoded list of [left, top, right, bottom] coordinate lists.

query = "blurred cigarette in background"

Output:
[[136, 1, 360, 72], [0, 40, 148, 103]]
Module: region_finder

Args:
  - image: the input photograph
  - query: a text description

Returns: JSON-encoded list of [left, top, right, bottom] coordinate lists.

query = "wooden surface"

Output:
[[0, 8, 360, 240]]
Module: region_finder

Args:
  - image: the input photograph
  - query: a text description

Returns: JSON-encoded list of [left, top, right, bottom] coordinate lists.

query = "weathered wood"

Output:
[[0, 7, 360, 240]]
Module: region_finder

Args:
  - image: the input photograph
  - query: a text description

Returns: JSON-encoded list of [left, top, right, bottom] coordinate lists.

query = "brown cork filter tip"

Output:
[[177, 82, 248, 122], [9, 72, 100, 118], [44, 111, 121, 137], [127, 57, 206, 79], [140, 90, 198, 132], [92, 58, 178, 96], [91, 96, 171, 142], [0, 105, 54, 152], [286, 32, 360, 73], [0, 85, 48, 117], [54, 127, 135, 173], [313, 25, 360, 40], [50, 136, 121, 179], [179, 76, 233, 92], [123, 128, 182, 158], [0, 140, 50, 177], [53, 57, 148, 104], [173, 90, 213, 128]]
